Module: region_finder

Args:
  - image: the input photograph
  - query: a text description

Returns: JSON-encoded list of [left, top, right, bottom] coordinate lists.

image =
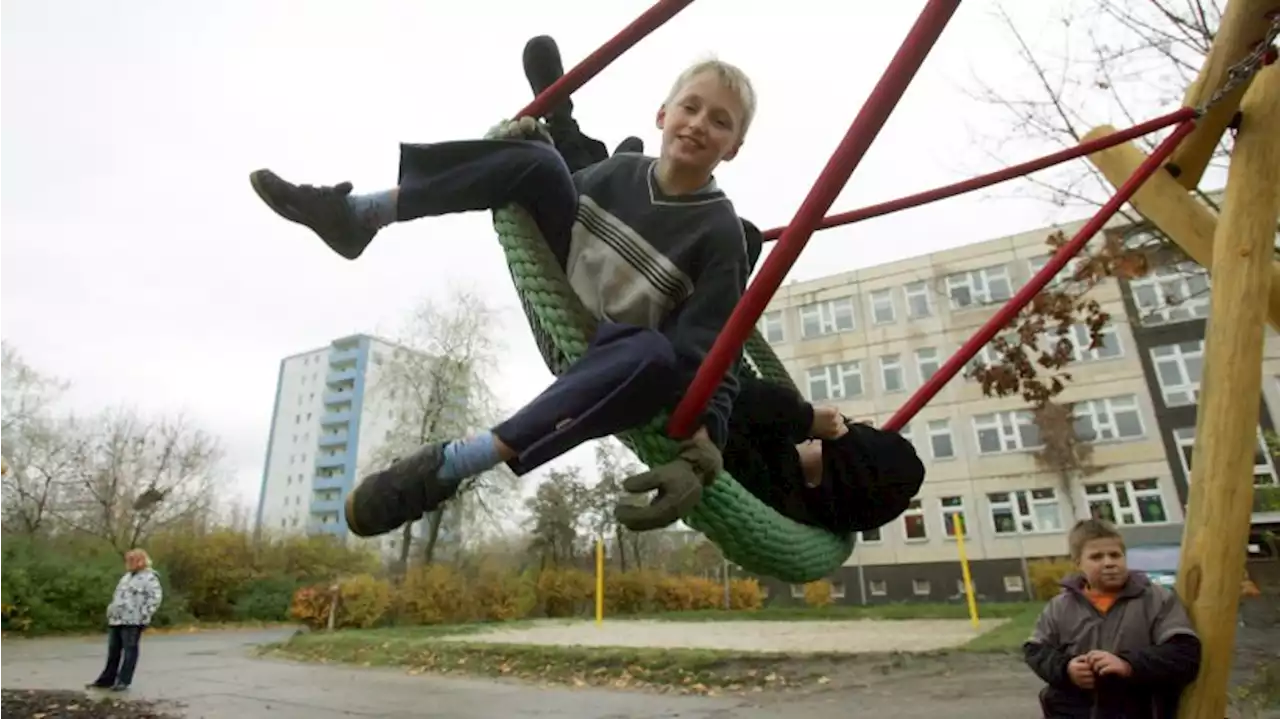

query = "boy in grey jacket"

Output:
[[1024, 519, 1201, 718]]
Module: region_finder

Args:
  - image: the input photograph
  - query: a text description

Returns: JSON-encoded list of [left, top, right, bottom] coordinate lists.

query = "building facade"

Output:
[[254, 334, 465, 557], [749, 212, 1280, 604]]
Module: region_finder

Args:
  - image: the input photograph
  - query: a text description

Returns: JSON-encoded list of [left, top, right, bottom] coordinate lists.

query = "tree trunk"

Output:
[[1059, 470, 1080, 522], [396, 522, 413, 574], [422, 507, 445, 564], [616, 526, 627, 572]]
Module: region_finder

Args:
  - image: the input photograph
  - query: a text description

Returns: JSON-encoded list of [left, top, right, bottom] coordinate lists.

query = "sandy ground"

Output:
[[442, 618, 1008, 654]]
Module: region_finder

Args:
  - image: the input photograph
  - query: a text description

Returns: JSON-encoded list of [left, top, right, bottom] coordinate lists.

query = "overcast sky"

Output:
[[3, 0, 1180, 515]]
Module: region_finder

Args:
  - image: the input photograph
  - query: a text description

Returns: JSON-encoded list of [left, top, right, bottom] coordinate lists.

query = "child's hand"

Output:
[[1088, 651, 1132, 678], [1067, 655, 1096, 689], [810, 406, 848, 440]]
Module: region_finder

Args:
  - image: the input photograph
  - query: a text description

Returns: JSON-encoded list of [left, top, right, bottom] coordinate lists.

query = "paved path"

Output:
[[1, 628, 1041, 718]]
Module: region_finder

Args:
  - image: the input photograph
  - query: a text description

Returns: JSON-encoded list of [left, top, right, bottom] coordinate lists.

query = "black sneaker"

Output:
[[248, 169, 374, 260], [343, 442, 460, 537], [523, 35, 571, 121]]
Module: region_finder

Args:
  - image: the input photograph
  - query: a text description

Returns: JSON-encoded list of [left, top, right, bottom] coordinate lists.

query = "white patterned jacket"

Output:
[[106, 568, 164, 627]]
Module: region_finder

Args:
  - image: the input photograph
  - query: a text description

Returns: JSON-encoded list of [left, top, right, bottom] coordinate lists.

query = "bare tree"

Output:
[[965, 0, 1226, 216], [524, 466, 591, 568], [1, 414, 81, 536], [54, 409, 227, 550], [589, 439, 656, 571], [365, 286, 518, 567], [2, 341, 70, 436]]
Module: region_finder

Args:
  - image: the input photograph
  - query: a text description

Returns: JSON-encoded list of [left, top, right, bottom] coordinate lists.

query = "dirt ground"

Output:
[[445, 617, 1006, 654]]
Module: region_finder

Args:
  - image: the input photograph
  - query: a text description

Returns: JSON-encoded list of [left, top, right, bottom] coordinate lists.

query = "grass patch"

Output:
[[262, 632, 834, 694], [961, 606, 1041, 653]]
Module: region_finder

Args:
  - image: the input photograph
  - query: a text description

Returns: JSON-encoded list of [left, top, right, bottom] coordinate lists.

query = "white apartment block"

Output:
[[254, 334, 462, 557], [753, 210, 1280, 603]]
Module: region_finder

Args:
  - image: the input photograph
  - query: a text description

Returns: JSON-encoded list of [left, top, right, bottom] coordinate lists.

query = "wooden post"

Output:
[[1083, 127, 1280, 331], [1166, 0, 1280, 188], [1176, 64, 1280, 719]]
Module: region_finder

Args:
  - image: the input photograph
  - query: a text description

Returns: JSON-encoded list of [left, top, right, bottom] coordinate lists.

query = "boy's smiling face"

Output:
[[1078, 537, 1129, 592], [656, 71, 746, 175]]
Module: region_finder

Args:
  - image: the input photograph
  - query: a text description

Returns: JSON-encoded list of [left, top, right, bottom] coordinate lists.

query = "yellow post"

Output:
[[595, 537, 604, 626], [954, 514, 980, 629]]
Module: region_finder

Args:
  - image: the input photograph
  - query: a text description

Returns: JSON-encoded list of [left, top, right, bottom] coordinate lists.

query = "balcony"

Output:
[[323, 390, 355, 406], [315, 454, 348, 470], [310, 497, 343, 514], [320, 410, 352, 426], [318, 431, 349, 448], [326, 368, 357, 384], [313, 474, 346, 491], [329, 347, 360, 366]]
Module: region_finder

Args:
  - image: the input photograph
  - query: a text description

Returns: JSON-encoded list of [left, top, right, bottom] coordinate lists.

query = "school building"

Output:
[[749, 203, 1280, 604]]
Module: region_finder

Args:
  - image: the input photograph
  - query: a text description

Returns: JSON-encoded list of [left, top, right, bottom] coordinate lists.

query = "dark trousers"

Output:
[[94, 624, 143, 687], [396, 139, 579, 267], [494, 321, 681, 475], [395, 139, 681, 476]]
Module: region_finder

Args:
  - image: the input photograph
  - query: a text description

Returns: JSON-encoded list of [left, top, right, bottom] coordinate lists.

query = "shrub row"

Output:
[[289, 566, 767, 629]]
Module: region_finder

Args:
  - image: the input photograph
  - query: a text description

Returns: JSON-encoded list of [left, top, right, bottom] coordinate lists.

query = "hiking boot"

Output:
[[248, 169, 374, 260], [343, 442, 459, 537], [523, 35, 572, 122]]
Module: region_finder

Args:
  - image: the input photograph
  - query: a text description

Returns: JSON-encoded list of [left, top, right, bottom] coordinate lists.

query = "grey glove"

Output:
[[613, 436, 723, 532], [486, 116, 554, 145]]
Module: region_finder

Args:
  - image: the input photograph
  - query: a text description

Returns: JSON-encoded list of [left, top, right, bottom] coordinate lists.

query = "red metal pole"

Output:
[[758, 107, 1197, 241], [515, 0, 697, 121], [882, 119, 1197, 432], [667, 0, 963, 438]]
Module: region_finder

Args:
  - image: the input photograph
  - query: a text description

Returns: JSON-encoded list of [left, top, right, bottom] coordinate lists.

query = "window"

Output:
[[1150, 341, 1203, 407], [902, 498, 927, 540], [915, 347, 941, 383], [869, 580, 888, 597], [927, 419, 955, 460], [1003, 575, 1025, 594], [946, 265, 1013, 309], [904, 280, 932, 318], [973, 411, 1042, 454], [1174, 426, 1279, 487], [1128, 262, 1210, 325], [1071, 323, 1122, 361], [968, 332, 1018, 373], [1085, 479, 1168, 525], [880, 354, 905, 393], [912, 579, 931, 596], [870, 289, 896, 324], [1073, 395, 1144, 442], [806, 361, 864, 401], [759, 310, 786, 343], [1028, 254, 1088, 289], [940, 496, 969, 537], [799, 297, 856, 338], [989, 488, 1063, 534], [830, 581, 847, 599], [860, 527, 883, 543]]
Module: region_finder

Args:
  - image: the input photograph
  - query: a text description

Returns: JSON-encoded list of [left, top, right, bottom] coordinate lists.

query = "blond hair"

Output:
[[126, 548, 153, 568], [1067, 518, 1124, 561], [665, 57, 758, 141]]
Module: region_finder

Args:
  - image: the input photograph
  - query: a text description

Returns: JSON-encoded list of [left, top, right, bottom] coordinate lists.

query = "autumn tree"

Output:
[[524, 466, 591, 568], [365, 286, 518, 568], [589, 438, 656, 571]]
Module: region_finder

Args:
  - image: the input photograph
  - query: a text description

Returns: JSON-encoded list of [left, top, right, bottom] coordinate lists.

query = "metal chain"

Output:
[[1196, 11, 1280, 115]]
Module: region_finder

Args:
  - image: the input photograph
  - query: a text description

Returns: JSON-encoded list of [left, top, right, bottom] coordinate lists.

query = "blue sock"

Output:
[[346, 189, 398, 233], [437, 431, 503, 482]]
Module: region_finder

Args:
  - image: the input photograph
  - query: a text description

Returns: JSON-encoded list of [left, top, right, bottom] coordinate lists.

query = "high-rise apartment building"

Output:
[[747, 207, 1280, 604], [254, 334, 465, 555]]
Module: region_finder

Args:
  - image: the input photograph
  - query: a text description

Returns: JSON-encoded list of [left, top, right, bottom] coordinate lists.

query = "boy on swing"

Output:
[[248, 58, 757, 537]]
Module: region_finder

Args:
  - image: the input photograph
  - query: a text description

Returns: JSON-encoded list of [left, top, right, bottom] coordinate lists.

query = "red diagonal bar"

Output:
[[758, 107, 1197, 241], [882, 118, 1197, 432], [667, 0, 963, 438], [516, 0, 696, 121]]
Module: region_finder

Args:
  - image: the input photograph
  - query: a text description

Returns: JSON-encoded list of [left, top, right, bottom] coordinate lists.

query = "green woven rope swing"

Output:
[[489, 195, 856, 583]]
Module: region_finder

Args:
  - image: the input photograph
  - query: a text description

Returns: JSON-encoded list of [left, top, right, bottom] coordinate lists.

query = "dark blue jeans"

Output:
[[94, 624, 143, 687]]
